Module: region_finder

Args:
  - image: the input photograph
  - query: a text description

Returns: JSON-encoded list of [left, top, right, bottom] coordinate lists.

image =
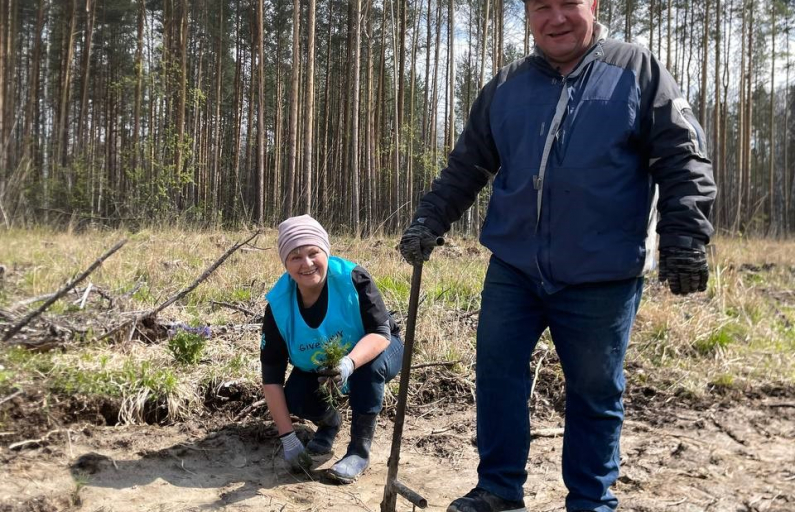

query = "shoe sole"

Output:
[[327, 471, 357, 484]]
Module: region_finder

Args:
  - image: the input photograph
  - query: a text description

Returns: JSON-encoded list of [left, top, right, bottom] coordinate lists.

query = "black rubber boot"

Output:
[[306, 408, 342, 455], [328, 412, 377, 483]]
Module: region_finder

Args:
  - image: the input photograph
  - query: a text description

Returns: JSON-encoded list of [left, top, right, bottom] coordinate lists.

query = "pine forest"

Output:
[[0, 0, 793, 236]]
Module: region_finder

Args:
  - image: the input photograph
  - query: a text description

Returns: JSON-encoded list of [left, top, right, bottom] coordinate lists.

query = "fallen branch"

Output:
[[234, 399, 267, 421], [10, 293, 59, 312], [211, 300, 256, 317], [530, 349, 549, 404], [151, 231, 260, 317], [9, 429, 61, 450], [3, 239, 127, 343], [99, 231, 260, 342], [410, 360, 461, 370], [0, 389, 23, 406], [763, 402, 795, 409]]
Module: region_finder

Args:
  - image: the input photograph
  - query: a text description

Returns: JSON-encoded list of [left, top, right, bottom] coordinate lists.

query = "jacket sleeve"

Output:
[[412, 76, 502, 235], [639, 52, 716, 249]]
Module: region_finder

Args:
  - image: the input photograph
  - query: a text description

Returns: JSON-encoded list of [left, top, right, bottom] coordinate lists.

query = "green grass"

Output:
[[693, 321, 747, 356]]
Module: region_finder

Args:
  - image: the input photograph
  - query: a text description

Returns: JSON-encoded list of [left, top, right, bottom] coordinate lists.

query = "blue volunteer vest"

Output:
[[265, 256, 366, 372]]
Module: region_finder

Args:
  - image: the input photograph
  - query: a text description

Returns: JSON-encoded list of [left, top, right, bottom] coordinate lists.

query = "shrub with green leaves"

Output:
[[168, 330, 207, 365]]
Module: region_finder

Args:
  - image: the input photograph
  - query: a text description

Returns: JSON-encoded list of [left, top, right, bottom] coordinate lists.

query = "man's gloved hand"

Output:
[[318, 355, 355, 389], [399, 221, 439, 266], [280, 431, 313, 471], [658, 246, 709, 295]]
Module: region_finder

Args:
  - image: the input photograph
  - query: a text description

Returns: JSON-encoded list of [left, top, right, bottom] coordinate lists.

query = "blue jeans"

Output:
[[284, 334, 404, 420], [476, 256, 643, 512]]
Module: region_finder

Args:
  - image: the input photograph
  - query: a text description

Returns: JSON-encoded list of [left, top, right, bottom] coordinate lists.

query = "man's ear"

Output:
[[591, 0, 598, 14]]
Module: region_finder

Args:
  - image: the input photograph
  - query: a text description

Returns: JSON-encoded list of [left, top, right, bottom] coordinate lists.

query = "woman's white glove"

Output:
[[336, 356, 355, 388], [280, 431, 312, 471], [318, 355, 355, 389]]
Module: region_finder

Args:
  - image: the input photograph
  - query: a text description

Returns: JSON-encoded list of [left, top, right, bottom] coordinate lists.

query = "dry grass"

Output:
[[0, 229, 793, 426]]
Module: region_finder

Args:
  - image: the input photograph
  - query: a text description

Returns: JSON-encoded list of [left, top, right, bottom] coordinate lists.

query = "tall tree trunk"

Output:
[[666, 0, 672, 75], [304, 0, 317, 215], [397, 0, 406, 152], [350, 0, 361, 233], [364, 0, 375, 233], [256, 0, 266, 223], [421, 0, 432, 142], [213, 1, 223, 217], [649, 0, 654, 53], [769, 2, 776, 236], [230, 6, 243, 219], [77, 0, 95, 149], [285, 0, 300, 217], [389, 0, 400, 228], [479, 0, 490, 90], [407, 0, 421, 220], [174, 0, 188, 207], [430, 0, 441, 170], [56, 0, 77, 179], [625, 0, 632, 41], [23, 0, 47, 163], [712, 0, 721, 228], [744, 0, 754, 229], [447, 0, 454, 154], [699, 0, 709, 128], [785, 20, 791, 231], [274, 29, 284, 221], [0, 0, 5, 183], [132, 0, 144, 173], [736, 0, 747, 230]]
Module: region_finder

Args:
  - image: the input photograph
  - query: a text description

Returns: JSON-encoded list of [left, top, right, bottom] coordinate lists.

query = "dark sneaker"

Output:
[[447, 487, 527, 512]]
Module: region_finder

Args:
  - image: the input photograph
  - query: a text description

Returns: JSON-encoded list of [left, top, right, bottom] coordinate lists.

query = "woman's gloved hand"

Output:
[[279, 431, 312, 471], [318, 356, 355, 389]]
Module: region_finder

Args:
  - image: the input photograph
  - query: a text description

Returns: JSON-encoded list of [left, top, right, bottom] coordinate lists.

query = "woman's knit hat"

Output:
[[277, 214, 331, 264]]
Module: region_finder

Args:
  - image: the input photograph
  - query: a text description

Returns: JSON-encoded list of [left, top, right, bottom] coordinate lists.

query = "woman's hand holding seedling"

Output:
[[318, 355, 354, 387]]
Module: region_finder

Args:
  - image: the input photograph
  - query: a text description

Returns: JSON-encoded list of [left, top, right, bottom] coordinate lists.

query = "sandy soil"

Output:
[[1, 393, 794, 512]]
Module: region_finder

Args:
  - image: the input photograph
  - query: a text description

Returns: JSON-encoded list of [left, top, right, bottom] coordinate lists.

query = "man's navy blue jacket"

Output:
[[415, 25, 716, 292]]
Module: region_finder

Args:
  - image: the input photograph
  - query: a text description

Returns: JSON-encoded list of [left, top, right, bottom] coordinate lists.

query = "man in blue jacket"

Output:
[[399, 0, 716, 511]]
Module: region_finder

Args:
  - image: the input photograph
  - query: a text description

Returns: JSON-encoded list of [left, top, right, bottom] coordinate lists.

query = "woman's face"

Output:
[[284, 245, 328, 292]]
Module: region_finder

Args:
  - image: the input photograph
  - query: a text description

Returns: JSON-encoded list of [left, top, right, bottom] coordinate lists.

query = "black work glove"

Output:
[[658, 246, 709, 295], [399, 221, 439, 266]]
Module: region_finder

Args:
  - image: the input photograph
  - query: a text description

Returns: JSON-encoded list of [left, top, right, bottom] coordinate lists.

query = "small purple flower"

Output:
[[167, 323, 211, 339]]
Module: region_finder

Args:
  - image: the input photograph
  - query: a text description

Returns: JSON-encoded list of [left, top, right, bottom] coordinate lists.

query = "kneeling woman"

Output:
[[260, 215, 403, 483]]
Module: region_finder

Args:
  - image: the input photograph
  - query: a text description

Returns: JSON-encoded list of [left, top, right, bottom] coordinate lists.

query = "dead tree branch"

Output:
[[410, 361, 461, 370], [210, 301, 256, 317], [2, 239, 127, 343], [100, 231, 260, 342]]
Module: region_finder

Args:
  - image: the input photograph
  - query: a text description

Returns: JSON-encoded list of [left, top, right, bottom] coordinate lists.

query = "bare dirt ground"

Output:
[[1, 384, 794, 512]]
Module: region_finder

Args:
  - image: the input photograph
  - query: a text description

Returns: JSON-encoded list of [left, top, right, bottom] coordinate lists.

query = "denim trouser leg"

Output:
[[284, 334, 404, 420], [476, 257, 548, 502], [475, 256, 644, 507], [547, 278, 643, 512], [348, 334, 404, 415], [284, 368, 329, 423]]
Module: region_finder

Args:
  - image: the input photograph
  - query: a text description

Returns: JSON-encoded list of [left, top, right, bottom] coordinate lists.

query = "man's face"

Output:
[[525, 0, 596, 73]]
